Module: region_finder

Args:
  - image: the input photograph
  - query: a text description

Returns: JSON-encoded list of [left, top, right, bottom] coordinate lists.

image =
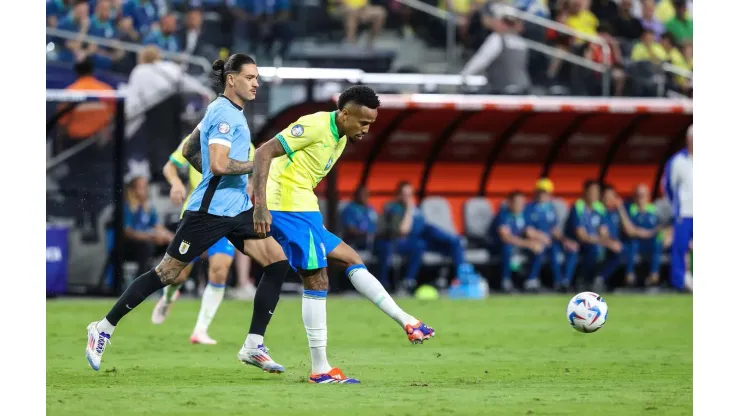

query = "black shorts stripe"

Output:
[[199, 176, 222, 213]]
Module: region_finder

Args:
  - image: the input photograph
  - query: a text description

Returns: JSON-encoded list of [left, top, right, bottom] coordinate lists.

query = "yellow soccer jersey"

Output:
[[268, 111, 346, 211], [169, 135, 255, 218]]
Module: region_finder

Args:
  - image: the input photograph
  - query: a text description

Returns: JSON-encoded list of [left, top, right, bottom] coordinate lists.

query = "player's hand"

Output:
[[608, 240, 623, 253], [564, 239, 579, 252], [169, 182, 187, 205], [254, 205, 272, 238]]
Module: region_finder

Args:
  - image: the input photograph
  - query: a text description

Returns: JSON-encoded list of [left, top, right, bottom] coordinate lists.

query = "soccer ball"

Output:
[[566, 292, 608, 333]]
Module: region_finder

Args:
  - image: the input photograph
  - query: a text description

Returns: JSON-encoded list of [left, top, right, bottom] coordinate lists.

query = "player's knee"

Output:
[[300, 270, 329, 291], [155, 257, 187, 285], [209, 265, 229, 285]]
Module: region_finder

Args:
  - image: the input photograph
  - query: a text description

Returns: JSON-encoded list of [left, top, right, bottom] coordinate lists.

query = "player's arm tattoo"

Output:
[[222, 158, 253, 175], [252, 138, 286, 207], [182, 128, 203, 173]]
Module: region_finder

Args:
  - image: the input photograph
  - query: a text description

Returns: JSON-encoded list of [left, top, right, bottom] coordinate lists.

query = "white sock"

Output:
[[164, 283, 181, 304], [194, 282, 225, 333], [96, 318, 115, 335], [244, 334, 264, 349], [347, 265, 417, 327], [302, 289, 332, 374]]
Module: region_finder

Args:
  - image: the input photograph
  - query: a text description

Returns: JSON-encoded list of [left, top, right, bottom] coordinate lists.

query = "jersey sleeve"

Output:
[[205, 108, 242, 148], [275, 117, 319, 159], [169, 136, 190, 168]]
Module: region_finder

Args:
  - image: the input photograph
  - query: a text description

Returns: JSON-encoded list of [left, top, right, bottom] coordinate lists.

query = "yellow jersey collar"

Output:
[[329, 111, 340, 142]]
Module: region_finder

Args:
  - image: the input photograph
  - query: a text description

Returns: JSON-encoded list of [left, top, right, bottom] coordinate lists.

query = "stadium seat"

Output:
[[421, 197, 457, 235], [654, 197, 673, 227], [552, 198, 570, 232], [463, 197, 494, 246]]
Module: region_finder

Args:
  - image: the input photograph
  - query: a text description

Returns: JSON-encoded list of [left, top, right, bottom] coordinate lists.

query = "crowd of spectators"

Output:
[[460, 0, 693, 96]]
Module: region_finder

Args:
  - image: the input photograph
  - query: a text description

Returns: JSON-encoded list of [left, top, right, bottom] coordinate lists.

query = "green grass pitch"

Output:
[[47, 294, 692, 415]]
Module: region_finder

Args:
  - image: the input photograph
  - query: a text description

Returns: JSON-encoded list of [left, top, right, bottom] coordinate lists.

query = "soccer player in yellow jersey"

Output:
[[250, 86, 435, 384], [150, 135, 256, 345]]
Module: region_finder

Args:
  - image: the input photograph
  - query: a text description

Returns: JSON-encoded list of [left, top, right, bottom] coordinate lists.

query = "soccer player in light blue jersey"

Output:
[[85, 54, 290, 373]]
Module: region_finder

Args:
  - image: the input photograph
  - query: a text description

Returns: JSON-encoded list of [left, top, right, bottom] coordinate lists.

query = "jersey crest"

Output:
[[179, 240, 191, 255], [291, 124, 304, 137]]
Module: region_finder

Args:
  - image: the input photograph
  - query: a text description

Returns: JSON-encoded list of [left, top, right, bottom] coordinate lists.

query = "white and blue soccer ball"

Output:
[[566, 292, 608, 333]]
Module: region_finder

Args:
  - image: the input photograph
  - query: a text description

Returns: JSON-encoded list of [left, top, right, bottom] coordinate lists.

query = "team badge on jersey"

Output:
[[291, 124, 304, 137], [179, 241, 191, 255], [218, 122, 230, 134]]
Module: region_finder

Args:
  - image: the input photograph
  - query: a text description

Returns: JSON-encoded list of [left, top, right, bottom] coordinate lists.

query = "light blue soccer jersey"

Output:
[[185, 95, 253, 217]]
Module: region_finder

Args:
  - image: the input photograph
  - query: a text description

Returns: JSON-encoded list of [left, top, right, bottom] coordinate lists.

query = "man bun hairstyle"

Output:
[[337, 85, 381, 110], [210, 53, 256, 91]]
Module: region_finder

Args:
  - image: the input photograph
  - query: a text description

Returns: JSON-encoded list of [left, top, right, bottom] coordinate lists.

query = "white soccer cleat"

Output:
[[85, 322, 111, 371], [190, 330, 217, 345], [238, 344, 285, 373], [230, 285, 256, 301], [152, 291, 180, 324]]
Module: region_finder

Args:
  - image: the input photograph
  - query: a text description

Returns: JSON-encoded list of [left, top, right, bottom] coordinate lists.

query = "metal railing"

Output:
[[46, 27, 213, 75], [494, 4, 612, 96], [395, 0, 458, 68]]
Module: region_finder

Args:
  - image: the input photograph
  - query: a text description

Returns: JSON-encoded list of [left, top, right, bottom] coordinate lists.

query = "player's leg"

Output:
[[499, 243, 515, 292], [561, 242, 579, 290], [85, 212, 229, 371], [645, 237, 661, 286], [595, 246, 622, 291], [232, 214, 291, 373], [624, 239, 639, 286], [151, 262, 192, 324], [373, 238, 395, 287], [524, 244, 544, 292], [670, 219, 691, 290], [396, 237, 426, 292], [549, 243, 563, 288], [190, 238, 235, 344], [421, 224, 465, 275], [329, 240, 435, 344]]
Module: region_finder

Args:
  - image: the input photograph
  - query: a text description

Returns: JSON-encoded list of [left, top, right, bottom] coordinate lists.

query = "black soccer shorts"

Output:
[[165, 208, 262, 263]]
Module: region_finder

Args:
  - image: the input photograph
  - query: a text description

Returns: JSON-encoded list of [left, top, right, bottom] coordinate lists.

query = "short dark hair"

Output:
[[395, 180, 412, 195], [508, 190, 525, 201], [583, 179, 600, 192], [74, 57, 94, 77], [337, 85, 381, 110], [602, 183, 615, 193], [210, 54, 256, 91]]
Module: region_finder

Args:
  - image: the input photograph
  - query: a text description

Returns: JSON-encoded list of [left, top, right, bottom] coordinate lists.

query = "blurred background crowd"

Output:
[[47, 0, 693, 97]]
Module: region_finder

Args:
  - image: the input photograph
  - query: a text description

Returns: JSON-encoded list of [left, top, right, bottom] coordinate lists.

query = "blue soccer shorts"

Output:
[[270, 211, 342, 271]]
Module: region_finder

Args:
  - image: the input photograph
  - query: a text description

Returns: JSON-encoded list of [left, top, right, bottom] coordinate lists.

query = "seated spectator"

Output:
[[490, 191, 544, 293], [375, 181, 472, 293], [624, 184, 661, 286], [89, 0, 126, 70], [178, 8, 219, 60], [585, 23, 626, 96], [589, 0, 618, 24], [341, 186, 377, 251], [630, 27, 666, 64], [660, 32, 691, 92], [655, 0, 692, 23], [664, 0, 691, 43], [57, 0, 95, 63], [564, 180, 609, 291], [439, 0, 486, 47], [525, 178, 578, 292], [123, 173, 174, 277], [565, 0, 599, 41], [599, 184, 630, 290], [640, 0, 664, 37], [47, 0, 73, 28], [144, 14, 180, 54], [611, 0, 642, 40], [122, 0, 160, 37], [330, 0, 387, 47], [460, 16, 531, 95]]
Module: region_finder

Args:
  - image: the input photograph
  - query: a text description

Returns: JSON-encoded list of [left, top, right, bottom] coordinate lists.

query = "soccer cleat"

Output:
[[309, 368, 360, 384], [237, 344, 285, 373], [190, 330, 217, 345], [151, 291, 180, 324], [405, 321, 435, 344], [85, 322, 111, 371]]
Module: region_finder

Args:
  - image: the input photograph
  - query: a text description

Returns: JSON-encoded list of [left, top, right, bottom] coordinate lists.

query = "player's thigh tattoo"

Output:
[[155, 254, 189, 285], [300, 268, 329, 291]]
